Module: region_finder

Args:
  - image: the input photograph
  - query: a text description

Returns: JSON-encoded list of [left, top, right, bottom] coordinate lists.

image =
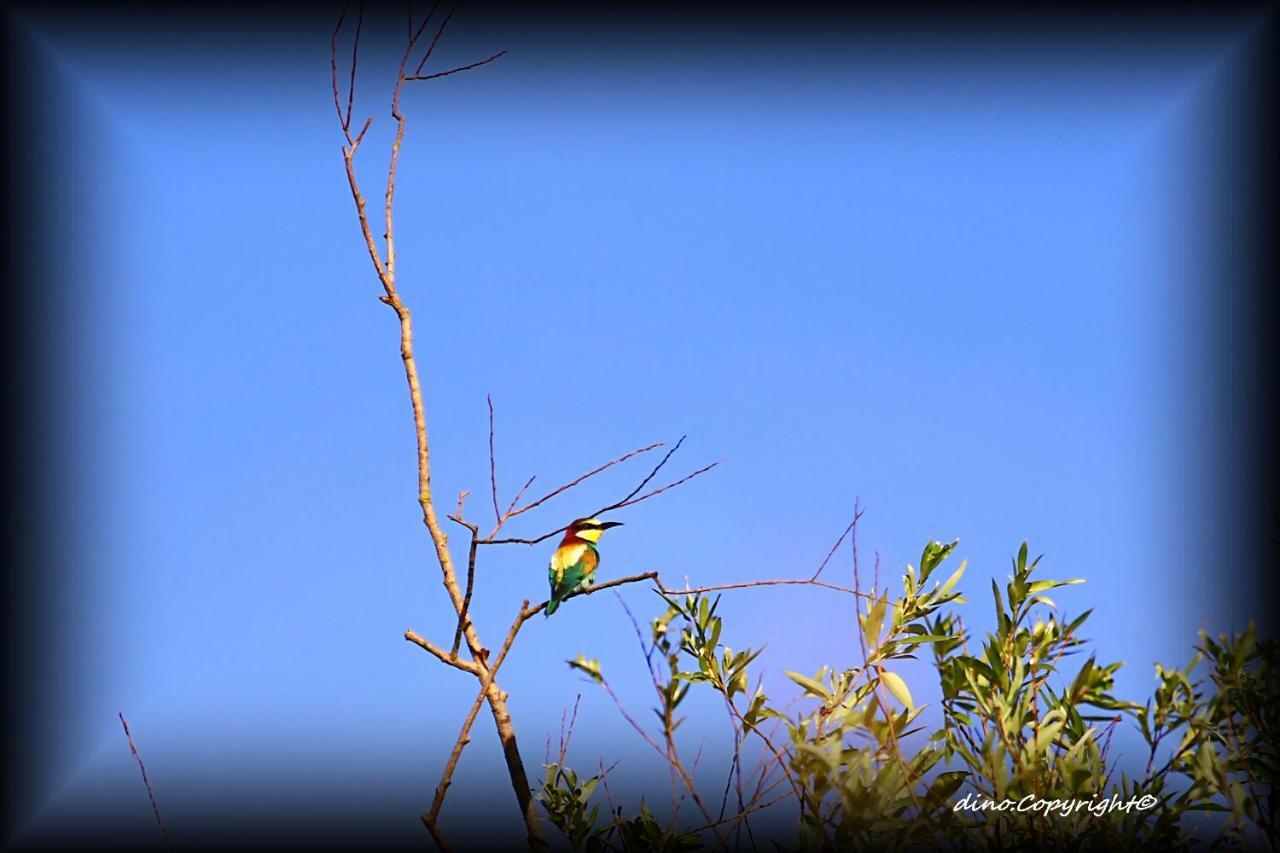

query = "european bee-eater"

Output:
[[546, 518, 624, 616]]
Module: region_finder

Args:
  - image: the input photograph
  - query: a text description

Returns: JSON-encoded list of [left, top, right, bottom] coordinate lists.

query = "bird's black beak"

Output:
[[598, 521, 625, 529]]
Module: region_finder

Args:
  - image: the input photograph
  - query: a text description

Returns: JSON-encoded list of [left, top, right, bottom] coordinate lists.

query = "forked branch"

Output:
[[333, 5, 542, 850], [334, 6, 861, 850], [119, 713, 174, 853], [484, 435, 721, 546]]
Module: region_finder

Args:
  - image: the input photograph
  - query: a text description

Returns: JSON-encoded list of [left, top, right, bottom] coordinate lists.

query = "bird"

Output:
[[545, 517, 624, 616]]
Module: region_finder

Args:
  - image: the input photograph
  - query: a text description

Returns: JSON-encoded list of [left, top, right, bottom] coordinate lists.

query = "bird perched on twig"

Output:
[[546, 518, 624, 616]]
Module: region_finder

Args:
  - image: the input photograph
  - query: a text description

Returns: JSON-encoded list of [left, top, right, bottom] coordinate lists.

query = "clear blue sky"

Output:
[[11, 6, 1272, 847]]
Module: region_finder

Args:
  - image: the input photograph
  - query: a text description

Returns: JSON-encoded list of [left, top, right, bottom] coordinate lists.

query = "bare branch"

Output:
[[341, 150, 388, 280], [812, 502, 864, 582], [410, 0, 444, 48], [659, 576, 868, 600], [353, 116, 373, 148], [500, 475, 536, 524], [652, 512, 871, 604], [405, 629, 481, 675], [557, 694, 582, 769], [118, 713, 174, 853], [720, 692, 807, 819], [614, 592, 663, 689], [452, 490, 472, 520], [687, 790, 792, 837], [330, 1, 352, 133], [409, 50, 509, 81], [338, 5, 540, 848], [488, 395, 501, 525], [592, 673, 729, 847], [483, 439, 717, 546], [504, 442, 665, 524], [413, 1, 457, 76], [592, 460, 722, 516], [849, 520, 922, 814], [345, 0, 363, 131], [597, 758, 624, 848], [521, 572, 661, 619], [615, 435, 685, 505], [448, 514, 481, 658], [424, 603, 530, 845]]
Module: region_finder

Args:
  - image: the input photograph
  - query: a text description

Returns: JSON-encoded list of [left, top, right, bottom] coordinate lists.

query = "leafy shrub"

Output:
[[539, 542, 1276, 851]]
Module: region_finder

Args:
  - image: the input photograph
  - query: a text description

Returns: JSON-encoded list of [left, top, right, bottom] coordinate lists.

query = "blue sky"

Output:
[[11, 6, 1272, 847]]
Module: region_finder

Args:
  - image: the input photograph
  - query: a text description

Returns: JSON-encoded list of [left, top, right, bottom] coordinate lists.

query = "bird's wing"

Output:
[[550, 543, 586, 586], [550, 544, 599, 598]]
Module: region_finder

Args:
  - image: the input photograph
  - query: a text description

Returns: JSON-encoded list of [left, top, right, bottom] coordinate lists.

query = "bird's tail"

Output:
[[544, 597, 559, 617]]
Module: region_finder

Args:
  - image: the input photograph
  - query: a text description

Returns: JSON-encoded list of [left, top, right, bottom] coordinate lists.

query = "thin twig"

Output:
[[672, 737, 708, 824], [488, 395, 501, 525], [850, 519, 923, 814], [345, 0, 363, 131], [615, 436, 686, 506], [593, 461, 722, 517], [814, 502, 864, 582], [688, 790, 792, 837], [331, 1, 352, 135], [501, 442, 664, 526], [483, 438, 719, 546], [594, 675, 729, 847], [413, 1, 457, 76], [598, 759, 624, 849], [410, 0, 443, 49], [118, 713, 175, 853], [448, 513, 481, 658], [409, 50, 509, 81], [522, 572, 661, 619], [557, 694, 582, 770], [615, 577, 811, 844], [495, 475, 537, 534], [335, 6, 538, 845], [406, 629, 481, 675], [660, 577, 869, 600], [422, 604, 529, 844], [614, 593, 663, 689]]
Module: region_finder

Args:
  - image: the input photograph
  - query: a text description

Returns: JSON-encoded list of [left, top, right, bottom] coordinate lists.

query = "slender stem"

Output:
[[334, 9, 538, 847], [424, 604, 533, 842], [118, 713, 175, 853], [488, 395, 501, 524]]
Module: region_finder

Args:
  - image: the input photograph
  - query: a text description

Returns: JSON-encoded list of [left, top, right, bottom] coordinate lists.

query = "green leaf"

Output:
[[1028, 578, 1085, 594], [863, 596, 887, 650], [939, 560, 967, 596], [879, 669, 914, 710], [1031, 711, 1066, 754], [1066, 609, 1094, 633], [920, 540, 958, 579], [897, 634, 953, 646], [567, 655, 603, 683], [1068, 767, 1093, 791], [672, 671, 711, 683], [927, 770, 968, 802], [1064, 728, 1096, 764], [785, 670, 831, 701]]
